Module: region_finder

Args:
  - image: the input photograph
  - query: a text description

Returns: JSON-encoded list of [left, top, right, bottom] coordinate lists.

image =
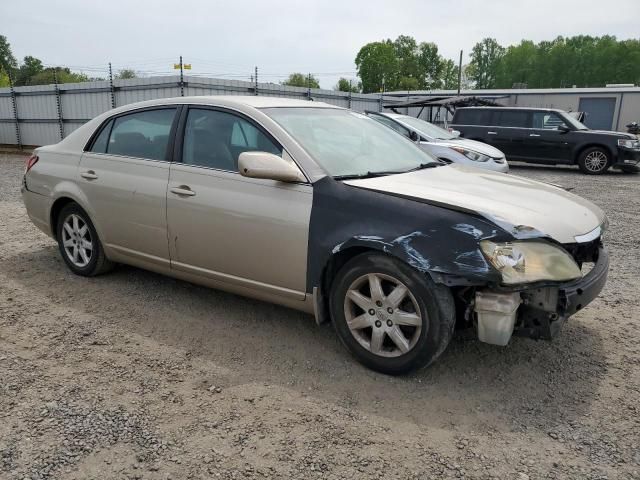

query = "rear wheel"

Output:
[[56, 203, 113, 276], [578, 147, 610, 174], [329, 252, 455, 375]]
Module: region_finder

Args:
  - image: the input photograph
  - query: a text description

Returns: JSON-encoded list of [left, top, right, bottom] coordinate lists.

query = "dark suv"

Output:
[[451, 107, 640, 174]]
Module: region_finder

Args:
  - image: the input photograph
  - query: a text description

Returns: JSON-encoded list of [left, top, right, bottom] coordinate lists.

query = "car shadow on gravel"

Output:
[[6, 245, 608, 434]]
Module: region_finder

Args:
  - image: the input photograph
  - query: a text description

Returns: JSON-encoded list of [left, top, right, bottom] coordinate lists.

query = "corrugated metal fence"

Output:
[[0, 76, 387, 147]]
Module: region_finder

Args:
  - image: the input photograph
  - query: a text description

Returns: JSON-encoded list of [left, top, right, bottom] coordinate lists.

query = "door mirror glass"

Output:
[[409, 130, 419, 142], [238, 151, 306, 182], [450, 129, 461, 138]]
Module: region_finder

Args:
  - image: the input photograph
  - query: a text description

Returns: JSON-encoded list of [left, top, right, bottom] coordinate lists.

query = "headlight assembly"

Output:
[[450, 146, 491, 162], [618, 138, 640, 149], [480, 240, 582, 285]]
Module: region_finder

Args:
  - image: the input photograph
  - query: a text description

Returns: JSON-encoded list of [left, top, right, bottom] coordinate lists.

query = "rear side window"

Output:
[[453, 109, 491, 126], [492, 110, 530, 128], [369, 114, 411, 138], [100, 108, 177, 160]]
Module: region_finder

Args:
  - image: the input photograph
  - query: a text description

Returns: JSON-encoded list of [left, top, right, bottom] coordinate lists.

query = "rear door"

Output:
[[488, 110, 530, 159], [166, 106, 312, 298], [79, 107, 178, 267]]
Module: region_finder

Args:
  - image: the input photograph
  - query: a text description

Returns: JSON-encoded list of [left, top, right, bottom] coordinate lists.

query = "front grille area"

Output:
[[563, 237, 601, 268]]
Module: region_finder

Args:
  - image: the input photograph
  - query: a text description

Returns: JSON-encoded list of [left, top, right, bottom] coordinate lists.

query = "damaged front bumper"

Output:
[[474, 245, 609, 345]]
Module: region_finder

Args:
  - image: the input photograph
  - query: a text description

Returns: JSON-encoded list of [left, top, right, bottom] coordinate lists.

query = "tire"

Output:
[[329, 252, 455, 375], [56, 203, 113, 276], [578, 147, 611, 175]]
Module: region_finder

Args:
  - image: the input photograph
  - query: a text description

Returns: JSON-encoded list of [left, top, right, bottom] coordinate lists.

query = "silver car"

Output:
[[22, 96, 609, 374], [367, 111, 509, 172]]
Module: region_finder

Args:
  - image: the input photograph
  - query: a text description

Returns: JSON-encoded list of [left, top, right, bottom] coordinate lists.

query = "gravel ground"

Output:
[[1, 152, 639, 480]]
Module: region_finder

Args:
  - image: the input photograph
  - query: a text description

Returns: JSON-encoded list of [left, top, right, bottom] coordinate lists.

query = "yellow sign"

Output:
[[183, 64, 192, 70], [173, 64, 180, 69]]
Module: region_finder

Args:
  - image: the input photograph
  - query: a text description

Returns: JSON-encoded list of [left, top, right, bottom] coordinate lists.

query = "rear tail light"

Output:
[[25, 154, 39, 173]]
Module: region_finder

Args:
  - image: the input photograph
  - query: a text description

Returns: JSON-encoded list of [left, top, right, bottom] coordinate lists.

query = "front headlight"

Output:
[[450, 146, 491, 162], [618, 139, 640, 149], [480, 240, 581, 285]]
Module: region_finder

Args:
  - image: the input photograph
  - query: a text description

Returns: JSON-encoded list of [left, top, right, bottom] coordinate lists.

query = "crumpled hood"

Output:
[[436, 138, 506, 159], [344, 164, 605, 244]]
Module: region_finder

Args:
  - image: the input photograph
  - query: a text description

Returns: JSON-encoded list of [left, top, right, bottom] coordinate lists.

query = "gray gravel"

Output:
[[1, 153, 639, 479]]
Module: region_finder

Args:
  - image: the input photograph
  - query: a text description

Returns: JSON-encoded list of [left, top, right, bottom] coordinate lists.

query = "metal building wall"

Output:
[[0, 76, 384, 147]]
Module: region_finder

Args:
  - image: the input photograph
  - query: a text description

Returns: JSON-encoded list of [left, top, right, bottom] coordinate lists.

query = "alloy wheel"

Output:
[[61, 214, 93, 268], [584, 150, 608, 172], [343, 273, 423, 358]]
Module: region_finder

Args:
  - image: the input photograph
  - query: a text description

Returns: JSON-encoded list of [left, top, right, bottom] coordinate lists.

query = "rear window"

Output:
[[453, 109, 491, 126], [492, 110, 530, 128]]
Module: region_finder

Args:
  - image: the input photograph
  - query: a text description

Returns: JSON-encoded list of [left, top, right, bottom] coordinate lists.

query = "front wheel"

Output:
[[578, 147, 611, 174], [329, 252, 455, 375]]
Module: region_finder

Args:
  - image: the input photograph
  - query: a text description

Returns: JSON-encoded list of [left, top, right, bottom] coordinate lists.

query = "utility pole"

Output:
[[307, 73, 312, 100], [348, 79, 353, 109], [108, 62, 116, 109], [53, 69, 64, 140], [457, 49, 463, 96], [8, 74, 22, 150], [179, 55, 184, 97], [254, 66, 258, 95]]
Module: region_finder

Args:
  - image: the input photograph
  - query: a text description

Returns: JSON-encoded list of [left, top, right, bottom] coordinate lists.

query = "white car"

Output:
[[367, 111, 509, 173]]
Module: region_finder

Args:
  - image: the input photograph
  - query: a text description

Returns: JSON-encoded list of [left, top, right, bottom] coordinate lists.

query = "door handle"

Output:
[[170, 185, 196, 197], [529, 133, 541, 137], [487, 131, 497, 135], [80, 170, 98, 180]]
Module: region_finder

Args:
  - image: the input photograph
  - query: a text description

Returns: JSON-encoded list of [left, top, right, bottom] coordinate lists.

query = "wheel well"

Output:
[[575, 144, 614, 164], [49, 197, 75, 240]]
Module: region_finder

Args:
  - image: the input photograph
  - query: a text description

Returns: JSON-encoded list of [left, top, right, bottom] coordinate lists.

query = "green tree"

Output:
[[282, 73, 320, 88], [15, 56, 44, 86], [417, 42, 444, 89], [439, 59, 459, 90], [116, 69, 137, 79], [467, 38, 505, 88], [0, 70, 10, 87], [334, 77, 360, 92], [29, 67, 90, 85], [355, 40, 398, 93], [0, 35, 17, 78]]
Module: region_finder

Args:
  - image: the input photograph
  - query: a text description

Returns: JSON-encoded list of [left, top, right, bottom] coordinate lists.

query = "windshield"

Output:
[[394, 115, 456, 140], [560, 112, 589, 130], [263, 108, 439, 177]]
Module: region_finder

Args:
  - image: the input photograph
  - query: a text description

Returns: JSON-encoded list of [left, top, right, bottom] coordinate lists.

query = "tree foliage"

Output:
[[471, 35, 640, 88], [0, 35, 17, 77], [355, 36, 456, 93], [334, 77, 360, 92], [282, 73, 320, 88], [116, 69, 137, 79]]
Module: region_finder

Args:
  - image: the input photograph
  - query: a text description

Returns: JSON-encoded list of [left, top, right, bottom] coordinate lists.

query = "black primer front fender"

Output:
[[307, 176, 513, 292]]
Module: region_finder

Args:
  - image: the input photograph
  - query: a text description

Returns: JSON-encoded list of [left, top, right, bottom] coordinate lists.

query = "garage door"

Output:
[[578, 97, 616, 131]]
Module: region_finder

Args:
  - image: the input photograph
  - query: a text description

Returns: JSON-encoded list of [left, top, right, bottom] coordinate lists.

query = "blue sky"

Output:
[[2, 0, 638, 88]]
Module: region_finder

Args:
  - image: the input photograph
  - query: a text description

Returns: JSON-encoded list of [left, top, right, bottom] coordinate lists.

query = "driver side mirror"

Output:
[[238, 151, 306, 183], [409, 130, 420, 142], [558, 124, 571, 133]]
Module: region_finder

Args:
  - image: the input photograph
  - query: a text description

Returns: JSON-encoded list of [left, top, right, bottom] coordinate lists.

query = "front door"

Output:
[[525, 111, 573, 163], [79, 107, 178, 266], [166, 107, 312, 299]]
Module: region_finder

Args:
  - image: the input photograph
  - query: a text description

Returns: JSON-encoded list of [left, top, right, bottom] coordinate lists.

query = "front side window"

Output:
[[532, 112, 568, 130], [106, 108, 177, 160], [264, 107, 439, 177], [182, 108, 282, 171]]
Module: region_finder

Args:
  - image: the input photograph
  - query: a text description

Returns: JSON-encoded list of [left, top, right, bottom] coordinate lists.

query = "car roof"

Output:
[[111, 95, 342, 112], [456, 106, 566, 113]]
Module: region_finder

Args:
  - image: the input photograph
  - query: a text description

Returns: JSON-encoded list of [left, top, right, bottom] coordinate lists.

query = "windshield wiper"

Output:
[[402, 162, 443, 172], [333, 163, 442, 181]]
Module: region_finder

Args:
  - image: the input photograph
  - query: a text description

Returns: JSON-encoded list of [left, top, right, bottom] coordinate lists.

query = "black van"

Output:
[[451, 107, 640, 174]]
